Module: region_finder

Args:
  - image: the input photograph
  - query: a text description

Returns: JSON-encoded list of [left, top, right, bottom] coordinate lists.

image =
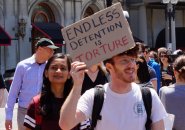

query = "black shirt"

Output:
[[161, 64, 176, 86], [81, 68, 108, 94]]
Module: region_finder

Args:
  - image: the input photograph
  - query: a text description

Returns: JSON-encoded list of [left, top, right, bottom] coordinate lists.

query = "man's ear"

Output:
[[105, 63, 113, 72], [173, 69, 178, 76]]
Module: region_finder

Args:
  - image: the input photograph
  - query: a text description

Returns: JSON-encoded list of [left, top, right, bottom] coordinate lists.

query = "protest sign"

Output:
[[62, 2, 135, 67]]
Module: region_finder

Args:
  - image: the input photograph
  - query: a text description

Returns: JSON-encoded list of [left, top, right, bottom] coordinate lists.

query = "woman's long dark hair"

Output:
[[158, 47, 172, 66], [39, 53, 73, 118], [136, 56, 151, 84]]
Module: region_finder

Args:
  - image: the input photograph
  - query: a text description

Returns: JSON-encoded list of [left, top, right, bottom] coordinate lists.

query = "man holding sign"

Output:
[[59, 45, 167, 130], [59, 3, 167, 130]]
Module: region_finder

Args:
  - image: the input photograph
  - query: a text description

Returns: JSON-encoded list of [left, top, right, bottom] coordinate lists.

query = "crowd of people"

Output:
[[0, 37, 185, 130]]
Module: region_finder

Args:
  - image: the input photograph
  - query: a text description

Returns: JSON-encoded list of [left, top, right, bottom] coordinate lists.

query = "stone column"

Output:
[[17, 0, 31, 61], [64, 0, 74, 25], [4, 0, 17, 70], [138, 5, 148, 44], [165, 3, 176, 51]]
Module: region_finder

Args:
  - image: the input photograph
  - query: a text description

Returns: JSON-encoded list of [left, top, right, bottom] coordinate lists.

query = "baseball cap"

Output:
[[35, 38, 59, 49]]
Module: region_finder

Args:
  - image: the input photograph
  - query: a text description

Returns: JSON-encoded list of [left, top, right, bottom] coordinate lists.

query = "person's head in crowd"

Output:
[[158, 47, 172, 65], [103, 45, 138, 82], [35, 38, 59, 64], [40, 53, 73, 118], [135, 55, 150, 84], [173, 49, 184, 56], [135, 42, 151, 61], [171, 49, 184, 62], [143, 45, 151, 61], [173, 55, 185, 82], [149, 50, 159, 63], [136, 42, 145, 56]]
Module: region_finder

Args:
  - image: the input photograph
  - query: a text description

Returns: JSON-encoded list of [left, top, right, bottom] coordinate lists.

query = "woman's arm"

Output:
[[59, 61, 87, 130], [151, 119, 165, 130]]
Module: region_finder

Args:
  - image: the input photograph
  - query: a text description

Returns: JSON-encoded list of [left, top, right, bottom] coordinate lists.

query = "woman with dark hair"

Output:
[[81, 63, 108, 94], [160, 55, 185, 130], [158, 47, 176, 86], [135, 56, 154, 89], [24, 53, 73, 130]]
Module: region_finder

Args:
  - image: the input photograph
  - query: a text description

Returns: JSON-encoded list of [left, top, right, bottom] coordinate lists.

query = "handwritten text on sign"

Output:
[[62, 3, 135, 67]]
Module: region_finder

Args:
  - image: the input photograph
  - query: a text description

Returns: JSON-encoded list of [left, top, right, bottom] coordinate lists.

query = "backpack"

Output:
[[90, 85, 152, 130]]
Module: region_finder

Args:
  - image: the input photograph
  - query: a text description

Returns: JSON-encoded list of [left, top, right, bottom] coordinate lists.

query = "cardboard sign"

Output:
[[62, 2, 135, 67]]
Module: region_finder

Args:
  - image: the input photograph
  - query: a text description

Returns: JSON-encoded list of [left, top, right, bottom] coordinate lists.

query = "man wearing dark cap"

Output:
[[5, 38, 58, 130]]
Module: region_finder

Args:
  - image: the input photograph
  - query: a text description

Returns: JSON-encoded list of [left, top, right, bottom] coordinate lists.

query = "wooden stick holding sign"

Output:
[[61, 2, 135, 67]]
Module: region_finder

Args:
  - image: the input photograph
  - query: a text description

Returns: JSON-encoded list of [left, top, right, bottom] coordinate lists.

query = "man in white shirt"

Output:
[[59, 45, 167, 130]]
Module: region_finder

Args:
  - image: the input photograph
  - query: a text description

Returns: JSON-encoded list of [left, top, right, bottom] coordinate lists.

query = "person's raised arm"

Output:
[[59, 61, 87, 130], [151, 119, 165, 130]]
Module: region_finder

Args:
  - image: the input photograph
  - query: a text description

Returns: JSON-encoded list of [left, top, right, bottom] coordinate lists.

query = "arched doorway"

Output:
[[83, 4, 100, 18], [31, 2, 55, 53], [83, 6, 95, 18], [31, 2, 64, 53], [32, 3, 55, 23], [156, 27, 185, 51]]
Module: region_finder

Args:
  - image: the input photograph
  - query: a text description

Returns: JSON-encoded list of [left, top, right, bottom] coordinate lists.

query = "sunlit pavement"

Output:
[[0, 103, 18, 130]]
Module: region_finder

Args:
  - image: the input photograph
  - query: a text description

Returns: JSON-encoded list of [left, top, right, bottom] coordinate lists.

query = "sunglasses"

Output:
[[160, 55, 168, 58]]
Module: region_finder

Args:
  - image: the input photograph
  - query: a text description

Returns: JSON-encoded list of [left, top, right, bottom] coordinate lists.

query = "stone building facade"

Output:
[[0, 0, 185, 73]]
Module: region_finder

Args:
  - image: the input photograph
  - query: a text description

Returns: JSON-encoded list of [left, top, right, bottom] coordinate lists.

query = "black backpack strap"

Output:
[[91, 85, 105, 130], [141, 87, 152, 130]]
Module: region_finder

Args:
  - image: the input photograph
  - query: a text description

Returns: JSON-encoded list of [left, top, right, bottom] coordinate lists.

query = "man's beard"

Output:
[[113, 66, 135, 83]]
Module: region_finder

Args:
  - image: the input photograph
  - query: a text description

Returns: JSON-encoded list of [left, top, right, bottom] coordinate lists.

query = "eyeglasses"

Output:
[[160, 55, 167, 58], [119, 58, 136, 65]]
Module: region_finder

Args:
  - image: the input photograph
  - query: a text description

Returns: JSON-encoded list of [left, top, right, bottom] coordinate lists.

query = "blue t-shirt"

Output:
[[148, 59, 161, 93]]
